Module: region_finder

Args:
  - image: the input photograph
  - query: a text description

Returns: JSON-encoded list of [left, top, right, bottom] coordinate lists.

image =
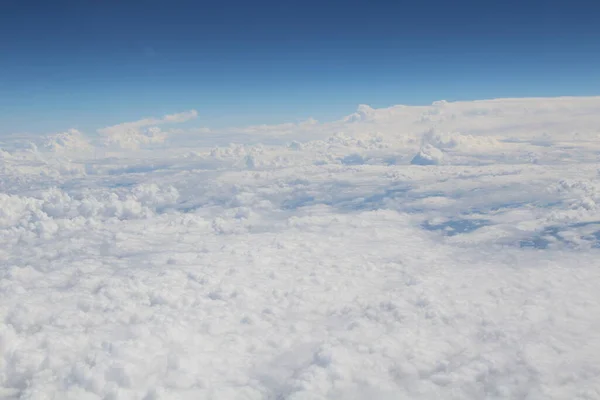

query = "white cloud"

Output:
[[98, 110, 198, 149], [98, 110, 198, 135], [43, 129, 92, 153], [162, 110, 198, 123], [3, 97, 600, 398]]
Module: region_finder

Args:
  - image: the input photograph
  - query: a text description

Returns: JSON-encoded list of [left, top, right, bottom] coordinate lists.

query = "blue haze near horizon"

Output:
[[1, 0, 599, 135]]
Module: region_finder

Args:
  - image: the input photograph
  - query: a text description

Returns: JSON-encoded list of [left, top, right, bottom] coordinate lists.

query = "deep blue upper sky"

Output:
[[1, 0, 599, 134]]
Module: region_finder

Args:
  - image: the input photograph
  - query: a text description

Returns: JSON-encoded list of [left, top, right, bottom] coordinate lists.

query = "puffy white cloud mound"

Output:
[[102, 126, 169, 149], [43, 129, 92, 153], [422, 128, 500, 150], [411, 144, 444, 165], [344, 104, 377, 122], [98, 110, 198, 149]]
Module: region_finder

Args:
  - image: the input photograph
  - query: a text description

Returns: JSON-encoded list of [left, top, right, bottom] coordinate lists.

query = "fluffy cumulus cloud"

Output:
[[98, 110, 198, 149], [43, 129, 92, 153], [1, 97, 600, 399]]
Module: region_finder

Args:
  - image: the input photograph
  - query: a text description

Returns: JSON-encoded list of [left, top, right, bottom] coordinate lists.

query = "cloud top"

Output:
[[98, 110, 198, 149], [98, 110, 198, 136]]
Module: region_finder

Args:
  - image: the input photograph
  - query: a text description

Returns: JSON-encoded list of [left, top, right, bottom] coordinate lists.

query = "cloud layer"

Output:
[[2, 97, 600, 398]]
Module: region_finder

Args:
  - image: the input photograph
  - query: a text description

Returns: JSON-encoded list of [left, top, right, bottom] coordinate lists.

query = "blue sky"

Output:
[[1, 0, 599, 135]]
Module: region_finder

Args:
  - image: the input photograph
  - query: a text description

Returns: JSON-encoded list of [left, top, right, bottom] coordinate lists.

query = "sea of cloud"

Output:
[[1, 97, 600, 399]]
